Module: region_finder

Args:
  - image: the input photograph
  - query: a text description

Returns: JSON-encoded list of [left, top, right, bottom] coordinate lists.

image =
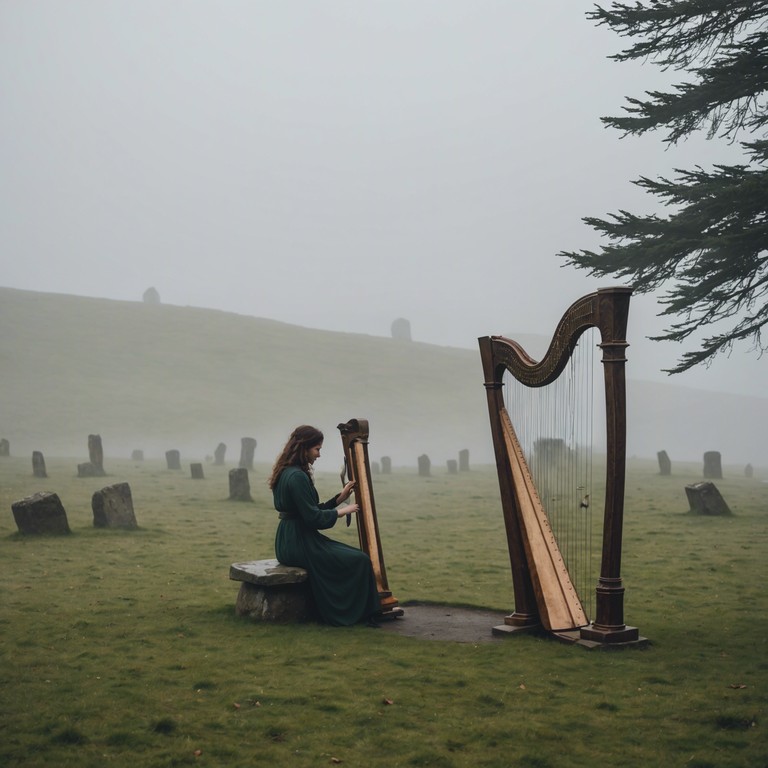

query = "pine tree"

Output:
[[560, 1, 768, 373]]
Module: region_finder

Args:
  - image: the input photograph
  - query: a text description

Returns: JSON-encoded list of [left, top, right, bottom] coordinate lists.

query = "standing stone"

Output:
[[418, 454, 431, 477], [371, 460, 380, 475], [0, 438, 9, 457], [703, 451, 723, 479], [229, 468, 252, 501], [190, 462, 204, 479], [214, 442, 226, 466], [745, 463, 754, 478], [657, 450, 672, 476], [92, 482, 139, 529], [381, 456, 392, 475], [131, 449, 144, 461], [88, 434, 106, 476], [459, 449, 470, 472], [239, 437, 257, 470], [391, 317, 412, 341], [142, 286, 161, 304], [12, 492, 70, 535], [166, 450, 181, 470], [78, 462, 99, 477], [447, 459, 458, 475], [685, 482, 732, 516], [32, 451, 47, 478]]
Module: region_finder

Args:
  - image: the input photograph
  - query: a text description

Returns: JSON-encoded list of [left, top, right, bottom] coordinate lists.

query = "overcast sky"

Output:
[[1, 1, 764, 396]]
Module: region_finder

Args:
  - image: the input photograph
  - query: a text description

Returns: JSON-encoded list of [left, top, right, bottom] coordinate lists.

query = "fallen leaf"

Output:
[[729, 683, 747, 689], [519, 683, 526, 690], [331, 758, 342, 764], [383, 698, 394, 705], [233, 702, 241, 709], [193, 749, 202, 757]]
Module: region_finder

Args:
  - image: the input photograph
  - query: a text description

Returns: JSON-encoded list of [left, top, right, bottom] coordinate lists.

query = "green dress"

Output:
[[273, 466, 380, 626]]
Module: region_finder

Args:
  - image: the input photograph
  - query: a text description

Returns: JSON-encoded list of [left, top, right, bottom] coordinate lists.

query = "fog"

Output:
[[1, 1, 765, 397]]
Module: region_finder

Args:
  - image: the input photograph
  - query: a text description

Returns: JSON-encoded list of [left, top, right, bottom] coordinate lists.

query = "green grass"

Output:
[[1, 455, 766, 767]]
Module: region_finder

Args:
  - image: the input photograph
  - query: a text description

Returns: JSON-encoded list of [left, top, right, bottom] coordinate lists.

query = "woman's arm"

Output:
[[286, 472, 357, 529]]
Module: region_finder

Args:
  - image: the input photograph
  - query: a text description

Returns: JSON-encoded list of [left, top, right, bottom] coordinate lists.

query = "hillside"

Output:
[[1, 287, 766, 470]]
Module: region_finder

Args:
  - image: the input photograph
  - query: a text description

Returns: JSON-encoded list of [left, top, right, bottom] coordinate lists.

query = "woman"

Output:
[[268, 425, 381, 626]]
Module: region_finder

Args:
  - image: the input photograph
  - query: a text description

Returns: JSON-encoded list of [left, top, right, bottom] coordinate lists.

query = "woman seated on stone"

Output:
[[268, 425, 381, 627]]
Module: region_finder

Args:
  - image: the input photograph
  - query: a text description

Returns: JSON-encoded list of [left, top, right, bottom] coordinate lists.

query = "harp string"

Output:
[[503, 329, 597, 618]]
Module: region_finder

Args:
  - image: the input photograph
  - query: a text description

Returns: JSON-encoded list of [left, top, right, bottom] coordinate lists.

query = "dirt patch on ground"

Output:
[[377, 602, 508, 644]]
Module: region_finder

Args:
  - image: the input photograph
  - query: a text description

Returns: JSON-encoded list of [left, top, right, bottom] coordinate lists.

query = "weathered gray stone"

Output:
[[92, 482, 138, 529], [418, 454, 431, 477], [78, 462, 99, 477], [685, 481, 732, 516], [228, 467, 252, 501], [214, 442, 226, 465], [657, 450, 672, 476], [88, 434, 106, 476], [391, 317, 412, 341], [142, 286, 160, 304], [0, 438, 9, 457], [165, 449, 181, 470], [32, 451, 47, 478], [239, 437, 257, 470], [703, 451, 722, 479], [459, 449, 470, 472], [230, 560, 315, 621], [447, 459, 458, 474], [745, 463, 754, 478], [381, 456, 391, 474], [12, 492, 70, 535], [230, 559, 308, 586], [190, 463, 204, 479], [131, 449, 144, 461]]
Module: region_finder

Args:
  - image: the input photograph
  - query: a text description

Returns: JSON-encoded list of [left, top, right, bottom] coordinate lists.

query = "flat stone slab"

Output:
[[230, 559, 313, 622], [229, 559, 308, 586]]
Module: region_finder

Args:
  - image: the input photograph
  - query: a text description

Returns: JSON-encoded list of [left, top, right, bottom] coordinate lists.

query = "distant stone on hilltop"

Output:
[[143, 286, 161, 304], [391, 317, 411, 341]]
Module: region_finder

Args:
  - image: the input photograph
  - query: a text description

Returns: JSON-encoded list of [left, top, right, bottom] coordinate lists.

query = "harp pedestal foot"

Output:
[[491, 612, 541, 636], [569, 623, 649, 649], [377, 593, 404, 620]]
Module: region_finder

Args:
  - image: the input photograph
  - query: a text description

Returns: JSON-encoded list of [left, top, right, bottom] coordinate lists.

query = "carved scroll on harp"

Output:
[[479, 287, 643, 645], [337, 418, 401, 617]]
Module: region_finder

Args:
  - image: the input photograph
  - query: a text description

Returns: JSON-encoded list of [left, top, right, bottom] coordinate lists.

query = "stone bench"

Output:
[[229, 559, 316, 622]]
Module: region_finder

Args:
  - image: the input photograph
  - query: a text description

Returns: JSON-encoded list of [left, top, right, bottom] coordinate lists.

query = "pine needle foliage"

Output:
[[560, 1, 768, 373]]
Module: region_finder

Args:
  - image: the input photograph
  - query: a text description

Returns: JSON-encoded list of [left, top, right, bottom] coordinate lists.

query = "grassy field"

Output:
[[0, 454, 766, 767]]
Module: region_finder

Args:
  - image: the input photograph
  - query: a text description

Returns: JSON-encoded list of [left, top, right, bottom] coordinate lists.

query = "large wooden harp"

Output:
[[478, 287, 643, 646], [337, 418, 403, 619]]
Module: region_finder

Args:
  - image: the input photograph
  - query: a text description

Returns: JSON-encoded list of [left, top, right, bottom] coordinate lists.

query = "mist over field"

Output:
[[1, 288, 766, 474], [1, 2, 765, 406]]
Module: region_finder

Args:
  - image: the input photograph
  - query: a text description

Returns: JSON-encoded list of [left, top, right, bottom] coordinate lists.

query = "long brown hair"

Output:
[[268, 425, 324, 489]]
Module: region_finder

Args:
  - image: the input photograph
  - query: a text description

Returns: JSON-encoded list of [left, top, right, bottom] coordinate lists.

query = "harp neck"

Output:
[[483, 286, 631, 388]]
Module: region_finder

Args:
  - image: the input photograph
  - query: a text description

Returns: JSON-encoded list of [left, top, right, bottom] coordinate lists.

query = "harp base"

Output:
[[491, 611, 542, 637], [490, 617, 649, 648], [378, 607, 405, 621], [377, 593, 404, 620], [555, 624, 649, 650]]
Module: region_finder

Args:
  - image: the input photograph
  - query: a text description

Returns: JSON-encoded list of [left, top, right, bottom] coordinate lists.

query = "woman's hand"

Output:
[[337, 503, 359, 518], [337, 480, 356, 503]]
